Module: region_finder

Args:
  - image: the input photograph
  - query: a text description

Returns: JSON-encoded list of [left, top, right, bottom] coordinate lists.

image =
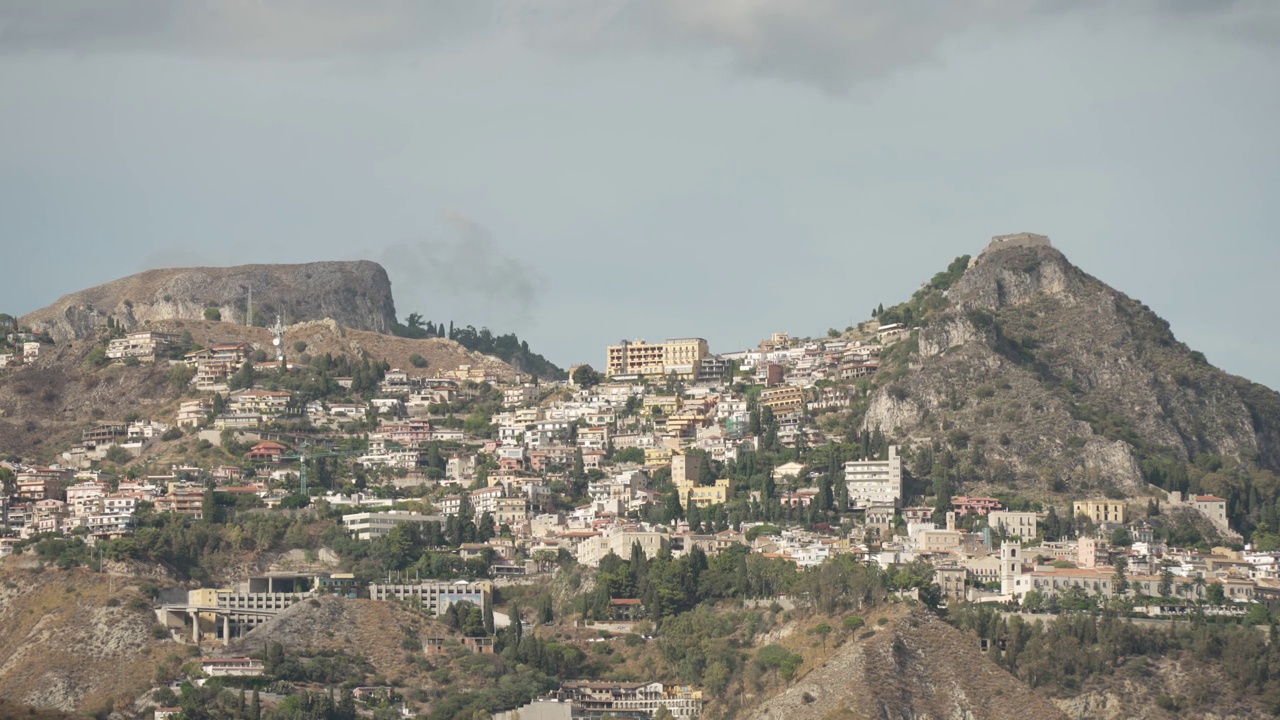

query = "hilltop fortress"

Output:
[[970, 232, 1051, 267]]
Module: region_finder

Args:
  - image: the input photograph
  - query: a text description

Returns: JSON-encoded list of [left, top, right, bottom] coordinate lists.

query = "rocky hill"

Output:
[[860, 241, 1280, 499], [745, 607, 1067, 720], [230, 594, 437, 685], [21, 260, 398, 341]]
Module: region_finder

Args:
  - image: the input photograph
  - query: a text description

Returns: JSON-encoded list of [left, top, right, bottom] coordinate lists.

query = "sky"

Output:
[[0, 1, 1278, 388]]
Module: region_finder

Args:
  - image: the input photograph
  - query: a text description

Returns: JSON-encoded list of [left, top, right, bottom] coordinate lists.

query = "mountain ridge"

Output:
[[21, 260, 398, 341]]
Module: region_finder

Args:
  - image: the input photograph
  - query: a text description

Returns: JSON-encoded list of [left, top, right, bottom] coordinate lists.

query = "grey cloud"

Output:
[[380, 212, 542, 326], [0, 1, 1275, 90], [0, 0, 490, 56]]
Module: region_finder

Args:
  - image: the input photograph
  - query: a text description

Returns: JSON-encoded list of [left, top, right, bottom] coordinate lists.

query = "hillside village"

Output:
[[3, 237, 1280, 719]]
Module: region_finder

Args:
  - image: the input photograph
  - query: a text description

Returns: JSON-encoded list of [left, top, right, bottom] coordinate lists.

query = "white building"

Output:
[[342, 510, 443, 540], [844, 445, 902, 509], [988, 510, 1039, 540]]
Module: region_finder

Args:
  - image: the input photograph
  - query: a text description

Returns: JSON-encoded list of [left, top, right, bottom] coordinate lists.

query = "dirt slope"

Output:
[[0, 564, 180, 714], [231, 595, 439, 685], [744, 607, 1067, 720]]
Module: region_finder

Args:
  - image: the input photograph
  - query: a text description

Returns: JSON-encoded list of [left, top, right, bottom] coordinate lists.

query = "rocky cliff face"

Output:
[[863, 245, 1280, 491], [21, 260, 397, 341]]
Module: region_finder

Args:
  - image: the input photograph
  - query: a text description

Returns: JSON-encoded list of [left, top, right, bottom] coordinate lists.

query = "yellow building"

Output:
[[606, 338, 709, 378], [665, 408, 710, 437], [759, 384, 804, 414], [189, 588, 233, 641], [671, 450, 702, 485], [677, 477, 733, 509], [643, 395, 682, 416], [1073, 499, 1127, 525], [645, 447, 674, 466]]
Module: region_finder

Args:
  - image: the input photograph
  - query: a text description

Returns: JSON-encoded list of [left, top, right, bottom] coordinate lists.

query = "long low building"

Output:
[[342, 510, 444, 540], [367, 580, 491, 615]]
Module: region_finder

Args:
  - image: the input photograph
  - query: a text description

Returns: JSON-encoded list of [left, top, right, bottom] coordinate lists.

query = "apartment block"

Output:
[[606, 338, 709, 379], [844, 446, 902, 509]]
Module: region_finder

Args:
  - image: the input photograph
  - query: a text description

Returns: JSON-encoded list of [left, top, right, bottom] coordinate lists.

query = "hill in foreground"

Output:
[[0, 564, 183, 714], [745, 607, 1067, 720]]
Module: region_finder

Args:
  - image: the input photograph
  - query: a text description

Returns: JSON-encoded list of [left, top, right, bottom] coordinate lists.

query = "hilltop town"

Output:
[[3, 236, 1280, 720]]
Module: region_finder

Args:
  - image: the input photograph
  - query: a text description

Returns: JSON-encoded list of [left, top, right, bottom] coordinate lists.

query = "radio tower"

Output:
[[271, 314, 286, 362]]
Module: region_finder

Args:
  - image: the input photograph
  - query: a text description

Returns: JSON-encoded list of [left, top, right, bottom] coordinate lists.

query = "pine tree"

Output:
[[251, 690, 261, 720], [511, 602, 523, 645], [483, 598, 495, 636]]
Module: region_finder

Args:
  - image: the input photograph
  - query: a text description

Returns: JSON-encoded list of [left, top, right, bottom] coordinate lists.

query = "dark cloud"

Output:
[[380, 212, 542, 326], [0, 1, 1275, 90]]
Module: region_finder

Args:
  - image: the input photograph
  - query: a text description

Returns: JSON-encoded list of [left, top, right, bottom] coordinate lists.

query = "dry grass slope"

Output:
[[0, 565, 181, 714], [745, 607, 1067, 720]]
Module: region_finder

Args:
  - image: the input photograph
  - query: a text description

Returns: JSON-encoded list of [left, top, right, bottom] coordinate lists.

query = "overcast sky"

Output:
[[1, 1, 1277, 388]]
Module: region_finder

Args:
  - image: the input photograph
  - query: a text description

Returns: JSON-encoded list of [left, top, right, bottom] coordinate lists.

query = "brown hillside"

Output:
[[0, 319, 515, 461], [744, 607, 1067, 720], [0, 564, 182, 714], [151, 317, 517, 382], [231, 595, 439, 686]]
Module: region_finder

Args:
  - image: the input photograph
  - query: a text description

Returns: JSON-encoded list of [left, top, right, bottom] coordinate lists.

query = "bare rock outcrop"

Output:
[[22, 260, 398, 341], [861, 243, 1280, 493]]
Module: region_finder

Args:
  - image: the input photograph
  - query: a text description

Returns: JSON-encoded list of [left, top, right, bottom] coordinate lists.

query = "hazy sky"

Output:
[[1, 2, 1277, 388]]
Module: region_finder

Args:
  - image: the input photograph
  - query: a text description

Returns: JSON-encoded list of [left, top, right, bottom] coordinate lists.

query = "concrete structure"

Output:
[[158, 574, 319, 644], [342, 510, 444, 540], [366, 580, 490, 615], [974, 232, 1051, 265], [844, 446, 902, 509], [503, 384, 538, 408], [548, 681, 703, 719], [988, 510, 1039, 540], [576, 528, 666, 568], [199, 657, 265, 677], [676, 478, 732, 509], [491, 699, 574, 720], [1074, 499, 1127, 525], [671, 451, 702, 486], [1169, 491, 1233, 536], [606, 338, 709, 379], [1078, 536, 1110, 568], [935, 565, 968, 602], [106, 331, 177, 361], [758, 385, 804, 414]]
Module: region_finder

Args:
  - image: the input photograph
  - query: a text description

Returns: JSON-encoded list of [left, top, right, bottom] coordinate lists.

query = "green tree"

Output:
[[104, 445, 131, 465], [1207, 581, 1226, 606], [203, 307, 221, 321], [810, 622, 833, 649], [1112, 555, 1130, 597], [229, 360, 256, 391], [1158, 563, 1174, 599], [572, 365, 602, 388]]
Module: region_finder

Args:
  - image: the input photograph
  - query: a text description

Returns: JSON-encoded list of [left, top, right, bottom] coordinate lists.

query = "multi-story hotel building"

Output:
[[607, 338, 709, 379]]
